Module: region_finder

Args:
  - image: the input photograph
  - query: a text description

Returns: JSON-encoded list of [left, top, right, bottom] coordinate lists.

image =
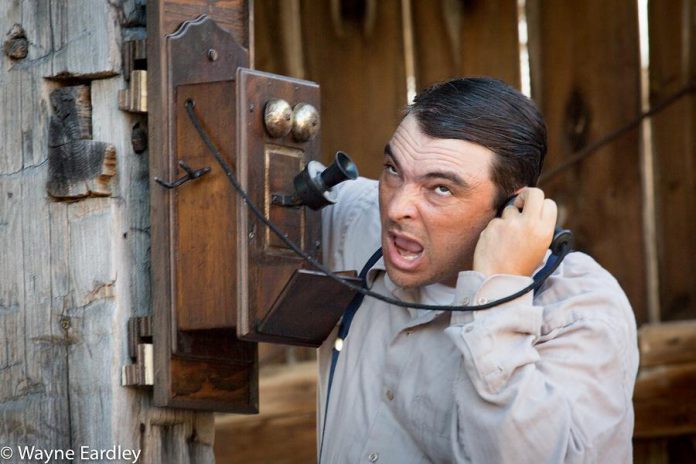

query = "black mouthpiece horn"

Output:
[[292, 151, 360, 210], [318, 151, 359, 190]]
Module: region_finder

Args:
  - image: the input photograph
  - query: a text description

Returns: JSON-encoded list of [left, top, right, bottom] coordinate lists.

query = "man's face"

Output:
[[379, 114, 498, 288]]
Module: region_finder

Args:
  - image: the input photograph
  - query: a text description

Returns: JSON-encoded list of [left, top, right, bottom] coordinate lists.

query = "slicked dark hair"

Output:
[[405, 77, 547, 211]]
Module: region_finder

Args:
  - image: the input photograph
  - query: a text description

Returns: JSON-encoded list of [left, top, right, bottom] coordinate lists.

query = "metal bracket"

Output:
[[270, 193, 302, 207], [154, 159, 211, 189], [118, 39, 148, 113], [121, 316, 153, 388], [119, 70, 148, 113]]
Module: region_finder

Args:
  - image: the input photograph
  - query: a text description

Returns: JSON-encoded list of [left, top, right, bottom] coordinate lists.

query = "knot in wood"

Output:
[[60, 317, 71, 331], [4, 23, 28, 60], [564, 89, 591, 152], [131, 122, 148, 154]]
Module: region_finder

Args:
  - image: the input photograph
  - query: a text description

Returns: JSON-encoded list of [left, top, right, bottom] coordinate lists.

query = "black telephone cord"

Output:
[[184, 99, 569, 312]]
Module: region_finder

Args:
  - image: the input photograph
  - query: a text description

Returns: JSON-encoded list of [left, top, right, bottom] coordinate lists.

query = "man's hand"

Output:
[[473, 187, 557, 277]]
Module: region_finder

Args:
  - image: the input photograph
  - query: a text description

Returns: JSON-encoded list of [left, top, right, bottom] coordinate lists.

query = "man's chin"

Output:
[[385, 265, 429, 290], [385, 262, 460, 290]]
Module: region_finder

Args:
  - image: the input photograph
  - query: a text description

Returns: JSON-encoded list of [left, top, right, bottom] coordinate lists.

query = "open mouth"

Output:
[[386, 231, 424, 269]]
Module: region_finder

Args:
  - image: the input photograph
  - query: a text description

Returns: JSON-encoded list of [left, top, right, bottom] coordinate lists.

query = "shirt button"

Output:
[[464, 325, 474, 333], [462, 297, 470, 305], [386, 389, 394, 401], [478, 297, 488, 304], [368, 452, 379, 462]]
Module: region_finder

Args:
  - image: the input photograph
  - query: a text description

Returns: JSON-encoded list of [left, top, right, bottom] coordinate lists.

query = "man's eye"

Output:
[[384, 163, 398, 175], [434, 185, 452, 196]]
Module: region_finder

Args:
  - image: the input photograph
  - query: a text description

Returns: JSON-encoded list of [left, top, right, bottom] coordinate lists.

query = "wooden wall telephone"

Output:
[[148, 13, 360, 412]]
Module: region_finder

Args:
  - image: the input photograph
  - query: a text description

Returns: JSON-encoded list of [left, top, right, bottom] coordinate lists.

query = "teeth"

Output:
[[396, 247, 421, 261]]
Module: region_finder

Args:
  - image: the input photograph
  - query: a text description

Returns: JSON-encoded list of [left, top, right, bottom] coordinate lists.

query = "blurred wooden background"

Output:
[[215, 0, 696, 462]]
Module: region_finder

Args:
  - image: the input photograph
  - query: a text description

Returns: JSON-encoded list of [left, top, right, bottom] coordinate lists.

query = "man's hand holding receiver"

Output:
[[473, 187, 557, 277]]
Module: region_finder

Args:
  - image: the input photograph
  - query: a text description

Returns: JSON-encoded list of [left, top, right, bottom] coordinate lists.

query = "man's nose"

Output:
[[386, 184, 419, 222]]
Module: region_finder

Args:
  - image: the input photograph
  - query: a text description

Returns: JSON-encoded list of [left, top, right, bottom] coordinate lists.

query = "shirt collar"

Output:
[[365, 256, 386, 288], [366, 257, 451, 326], [366, 257, 419, 302]]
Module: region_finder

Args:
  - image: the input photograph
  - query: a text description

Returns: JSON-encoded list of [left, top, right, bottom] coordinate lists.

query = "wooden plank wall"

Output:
[[1, 1, 217, 462], [632, 1, 696, 461], [300, 0, 407, 178], [529, 0, 647, 324], [217, 0, 696, 462], [531, 0, 696, 461], [634, 321, 696, 443], [649, 0, 696, 323], [215, 362, 317, 463], [1, 0, 121, 453], [412, 0, 520, 89]]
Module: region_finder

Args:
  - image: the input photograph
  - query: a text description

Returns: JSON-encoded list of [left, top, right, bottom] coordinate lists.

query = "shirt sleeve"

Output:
[[321, 177, 381, 272], [444, 252, 639, 463]]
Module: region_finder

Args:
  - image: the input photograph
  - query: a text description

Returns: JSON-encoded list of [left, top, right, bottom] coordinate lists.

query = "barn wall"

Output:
[[0, 1, 215, 462]]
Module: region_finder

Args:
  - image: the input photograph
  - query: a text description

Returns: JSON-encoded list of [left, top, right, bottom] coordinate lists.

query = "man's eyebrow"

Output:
[[384, 144, 395, 160], [384, 143, 470, 188], [384, 144, 401, 168], [423, 171, 469, 188]]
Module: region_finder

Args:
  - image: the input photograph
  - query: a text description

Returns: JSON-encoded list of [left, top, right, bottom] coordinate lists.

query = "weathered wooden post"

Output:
[[0, 1, 235, 461]]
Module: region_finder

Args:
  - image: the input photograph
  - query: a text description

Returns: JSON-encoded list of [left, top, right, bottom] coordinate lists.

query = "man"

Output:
[[318, 77, 638, 463]]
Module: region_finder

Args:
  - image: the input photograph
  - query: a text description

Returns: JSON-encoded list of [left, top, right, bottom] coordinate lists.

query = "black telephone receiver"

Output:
[[497, 195, 574, 255]]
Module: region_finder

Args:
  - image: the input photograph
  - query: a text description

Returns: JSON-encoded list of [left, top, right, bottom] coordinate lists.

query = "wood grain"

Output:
[[0, 1, 121, 453], [42, 0, 121, 78], [253, 0, 305, 77], [529, 0, 647, 323], [639, 320, 696, 368], [236, 69, 322, 345], [161, 0, 249, 45], [2, 1, 248, 461], [634, 362, 696, 438], [174, 81, 238, 331], [251, 0, 321, 365], [148, 6, 258, 413], [649, 0, 696, 322], [215, 361, 318, 463], [300, 0, 407, 178], [412, 0, 520, 89], [47, 85, 117, 199]]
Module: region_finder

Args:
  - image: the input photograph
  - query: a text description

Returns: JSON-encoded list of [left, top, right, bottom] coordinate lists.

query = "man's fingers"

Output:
[[514, 187, 545, 218], [541, 198, 558, 229], [501, 203, 520, 219]]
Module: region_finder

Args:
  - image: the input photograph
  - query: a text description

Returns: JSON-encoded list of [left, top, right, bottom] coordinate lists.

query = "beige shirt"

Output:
[[319, 178, 639, 464]]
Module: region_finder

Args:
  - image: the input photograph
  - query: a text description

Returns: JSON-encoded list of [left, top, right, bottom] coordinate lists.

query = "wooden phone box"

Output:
[[148, 11, 357, 412]]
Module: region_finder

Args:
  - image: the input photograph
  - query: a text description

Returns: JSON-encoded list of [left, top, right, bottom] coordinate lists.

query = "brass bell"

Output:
[[264, 99, 293, 138], [292, 103, 320, 142]]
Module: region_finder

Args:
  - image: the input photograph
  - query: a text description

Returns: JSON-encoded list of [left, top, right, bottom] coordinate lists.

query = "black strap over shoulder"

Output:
[[320, 247, 383, 462]]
